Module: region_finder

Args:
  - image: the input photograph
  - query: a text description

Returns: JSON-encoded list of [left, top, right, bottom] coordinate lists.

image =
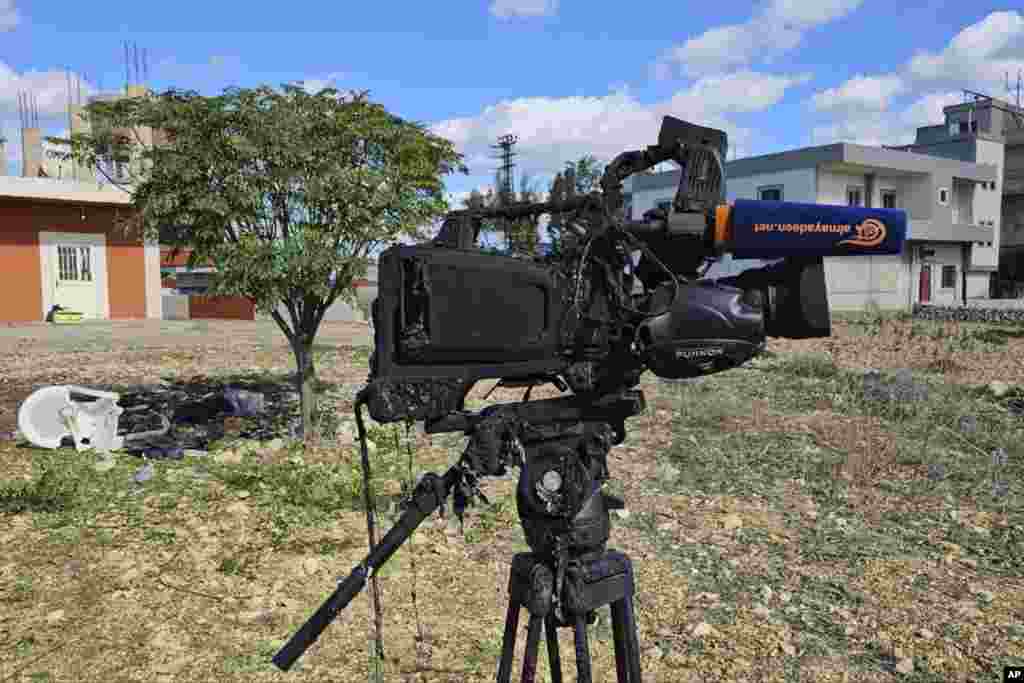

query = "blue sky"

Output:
[[2, 0, 1024, 205]]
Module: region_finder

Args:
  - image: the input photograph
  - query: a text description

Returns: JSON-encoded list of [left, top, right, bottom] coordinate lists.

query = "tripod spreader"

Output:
[[271, 466, 462, 671]]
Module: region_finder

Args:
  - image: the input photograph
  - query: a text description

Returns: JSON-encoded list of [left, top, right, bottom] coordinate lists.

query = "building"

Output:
[[624, 109, 1004, 311], [0, 175, 161, 322], [891, 92, 1024, 295], [160, 244, 377, 323]]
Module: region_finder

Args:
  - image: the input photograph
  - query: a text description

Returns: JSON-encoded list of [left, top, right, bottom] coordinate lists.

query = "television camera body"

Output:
[[272, 116, 904, 680], [362, 115, 832, 429]]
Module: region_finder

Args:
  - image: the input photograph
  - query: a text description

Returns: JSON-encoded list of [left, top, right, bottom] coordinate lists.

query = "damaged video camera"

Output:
[[362, 116, 885, 427]]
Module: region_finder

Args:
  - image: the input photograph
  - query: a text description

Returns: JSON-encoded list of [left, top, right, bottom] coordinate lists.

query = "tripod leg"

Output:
[[573, 616, 593, 683], [544, 615, 563, 683], [610, 596, 642, 683], [611, 600, 629, 682], [520, 615, 543, 683], [497, 600, 520, 683]]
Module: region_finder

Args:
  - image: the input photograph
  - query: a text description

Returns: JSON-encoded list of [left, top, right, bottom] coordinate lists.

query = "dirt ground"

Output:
[[0, 320, 372, 433], [1, 316, 1022, 682]]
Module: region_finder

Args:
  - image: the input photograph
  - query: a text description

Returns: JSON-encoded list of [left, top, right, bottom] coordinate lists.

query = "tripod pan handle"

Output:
[[271, 566, 367, 671]]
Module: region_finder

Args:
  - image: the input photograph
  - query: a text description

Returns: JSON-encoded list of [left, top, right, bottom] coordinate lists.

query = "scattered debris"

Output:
[[133, 463, 155, 484], [14, 376, 312, 459]]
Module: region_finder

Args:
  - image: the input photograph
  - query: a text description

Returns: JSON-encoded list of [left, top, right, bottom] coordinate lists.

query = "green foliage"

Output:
[[49, 84, 465, 438], [0, 464, 81, 514], [546, 155, 604, 258]]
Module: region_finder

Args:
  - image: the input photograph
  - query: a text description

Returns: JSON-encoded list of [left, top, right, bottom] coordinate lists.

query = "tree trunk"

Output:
[[292, 338, 317, 440]]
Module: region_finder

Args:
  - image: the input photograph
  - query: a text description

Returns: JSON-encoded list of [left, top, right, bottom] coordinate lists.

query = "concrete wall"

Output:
[[914, 243, 964, 307], [0, 199, 151, 322], [824, 254, 908, 311], [724, 168, 816, 203]]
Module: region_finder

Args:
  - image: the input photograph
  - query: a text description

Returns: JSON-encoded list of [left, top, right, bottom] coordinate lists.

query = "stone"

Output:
[[302, 557, 321, 576], [135, 463, 155, 481], [895, 657, 915, 675], [690, 622, 718, 638], [722, 513, 743, 530], [46, 609, 65, 623], [94, 456, 117, 473], [990, 381, 1011, 398]]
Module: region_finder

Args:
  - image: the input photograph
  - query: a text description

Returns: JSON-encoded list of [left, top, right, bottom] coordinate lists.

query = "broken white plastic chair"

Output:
[[18, 386, 126, 453]]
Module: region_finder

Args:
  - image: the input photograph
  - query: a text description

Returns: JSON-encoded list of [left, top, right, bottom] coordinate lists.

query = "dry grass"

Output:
[[1, 315, 1022, 682]]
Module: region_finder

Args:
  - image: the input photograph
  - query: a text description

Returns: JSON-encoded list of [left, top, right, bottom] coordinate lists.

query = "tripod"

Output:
[[270, 392, 648, 682], [495, 420, 643, 683]]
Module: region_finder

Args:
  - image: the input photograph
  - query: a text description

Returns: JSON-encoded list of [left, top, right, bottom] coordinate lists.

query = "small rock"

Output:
[[133, 463, 154, 484], [781, 642, 796, 656], [722, 513, 743, 530], [690, 622, 718, 638], [46, 609, 65, 623], [989, 381, 1011, 398], [752, 605, 771, 619], [217, 449, 244, 465], [895, 657, 915, 675], [302, 557, 321, 576], [916, 628, 935, 639], [94, 456, 117, 473], [642, 645, 665, 661], [236, 490, 250, 499], [225, 502, 250, 516], [238, 609, 275, 625], [614, 509, 630, 520]]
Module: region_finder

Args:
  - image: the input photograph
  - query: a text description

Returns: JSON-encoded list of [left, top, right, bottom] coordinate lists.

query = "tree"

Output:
[[49, 85, 466, 439], [546, 154, 604, 257], [459, 172, 541, 257]]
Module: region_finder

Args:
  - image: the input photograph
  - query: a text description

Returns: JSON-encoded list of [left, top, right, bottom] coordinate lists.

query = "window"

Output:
[[57, 246, 92, 282], [938, 188, 949, 205], [941, 265, 956, 289], [881, 190, 898, 209], [758, 185, 783, 201], [847, 186, 863, 207]]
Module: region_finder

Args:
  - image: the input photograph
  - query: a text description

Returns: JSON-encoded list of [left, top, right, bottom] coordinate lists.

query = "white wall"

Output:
[[725, 168, 816, 203], [913, 244, 963, 306], [824, 254, 908, 311], [974, 138, 1004, 253]]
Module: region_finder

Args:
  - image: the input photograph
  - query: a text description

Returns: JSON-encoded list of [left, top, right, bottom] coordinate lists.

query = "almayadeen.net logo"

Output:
[[751, 218, 887, 247]]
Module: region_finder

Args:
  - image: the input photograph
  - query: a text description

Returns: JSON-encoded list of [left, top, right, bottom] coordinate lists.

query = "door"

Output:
[[918, 264, 931, 303], [54, 244, 98, 317]]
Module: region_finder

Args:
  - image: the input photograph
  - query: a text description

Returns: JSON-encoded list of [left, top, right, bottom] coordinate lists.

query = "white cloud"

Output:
[[0, 62, 92, 118], [809, 91, 961, 146], [0, 0, 18, 31], [811, 75, 906, 113], [489, 0, 558, 19], [432, 72, 810, 178], [806, 10, 1024, 149], [299, 72, 348, 94], [655, 0, 863, 78], [907, 11, 1024, 91]]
